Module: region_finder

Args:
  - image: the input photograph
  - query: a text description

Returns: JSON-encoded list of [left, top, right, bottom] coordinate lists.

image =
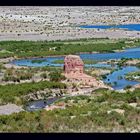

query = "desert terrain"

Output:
[[0, 6, 140, 41]]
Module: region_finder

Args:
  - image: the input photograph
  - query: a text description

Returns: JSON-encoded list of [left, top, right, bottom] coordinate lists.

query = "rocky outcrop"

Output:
[[22, 88, 67, 101], [64, 55, 84, 74], [64, 55, 112, 89], [129, 103, 137, 108], [107, 109, 125, 115]]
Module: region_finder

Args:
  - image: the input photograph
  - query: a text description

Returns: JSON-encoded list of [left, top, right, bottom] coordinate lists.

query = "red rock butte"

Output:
[[64, 55, 84, 74], [63, 55, 110, 88]]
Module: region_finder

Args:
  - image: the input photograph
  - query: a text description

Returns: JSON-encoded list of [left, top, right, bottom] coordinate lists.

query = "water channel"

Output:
[[12, 46, 140, 110]]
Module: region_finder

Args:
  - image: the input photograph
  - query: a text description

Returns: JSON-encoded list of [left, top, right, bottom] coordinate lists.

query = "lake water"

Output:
[[12, 47, 140, 66], [80, 24, 140, 31], [12, 47, 140, 90], [26, 97, 61, 111], [104, 66, 140, 90]]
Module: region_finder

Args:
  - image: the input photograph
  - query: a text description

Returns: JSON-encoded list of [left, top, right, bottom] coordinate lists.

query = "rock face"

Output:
[[23, 88, 66, 101], [64, 55, 84, 74], [64, 55, 112, 89], [107, 109, 125, 115]]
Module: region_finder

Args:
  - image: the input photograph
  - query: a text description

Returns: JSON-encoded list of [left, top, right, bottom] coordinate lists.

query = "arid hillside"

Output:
[[0, 6, 140, 41]]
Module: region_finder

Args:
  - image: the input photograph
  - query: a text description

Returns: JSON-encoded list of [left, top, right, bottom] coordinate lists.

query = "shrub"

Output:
[[40, 73, 47, 79], [49, 71, 66, 82], [124, 85, 132, 90]]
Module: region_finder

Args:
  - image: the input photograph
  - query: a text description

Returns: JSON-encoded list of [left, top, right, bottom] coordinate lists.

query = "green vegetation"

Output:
[[83, 59, 99, 64], [124, 85, 132, 90], [115, 58, 140, 68], [0, 50, 14, 58], [53, 59, 99, 64], [0, 38, 140, 58], [39, 66, 63, 72], [2, 68, 33, 82], [31, 59, 48, 64], [24, 66, 62, 73], [117, 58, 133, 67], [1, 38, 140, 132], [101, 75, 107, 79], [0, 66, 63, 83], [0, 52, 14, 58], [0, 88, 139, 132], [53, 59, 64, 64], [136, 62, 140, 68], [52, 37, 110, 42], [49, 71, 66, 82], [125, 71, 140, 81], [0, 81, 66, 105], [40, 73, 48, 79]]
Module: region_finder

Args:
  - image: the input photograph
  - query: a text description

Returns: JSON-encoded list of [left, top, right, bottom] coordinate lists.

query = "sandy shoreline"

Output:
[[0, 30, 140, 41]]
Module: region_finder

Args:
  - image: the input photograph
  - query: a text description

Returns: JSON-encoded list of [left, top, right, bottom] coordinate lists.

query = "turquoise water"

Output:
[[80, 24, 140, 31], [12, 47, 140, 90], [104, 66, 140, 90], [12, 47, 140, 67], [80, 47, 140, 61]]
